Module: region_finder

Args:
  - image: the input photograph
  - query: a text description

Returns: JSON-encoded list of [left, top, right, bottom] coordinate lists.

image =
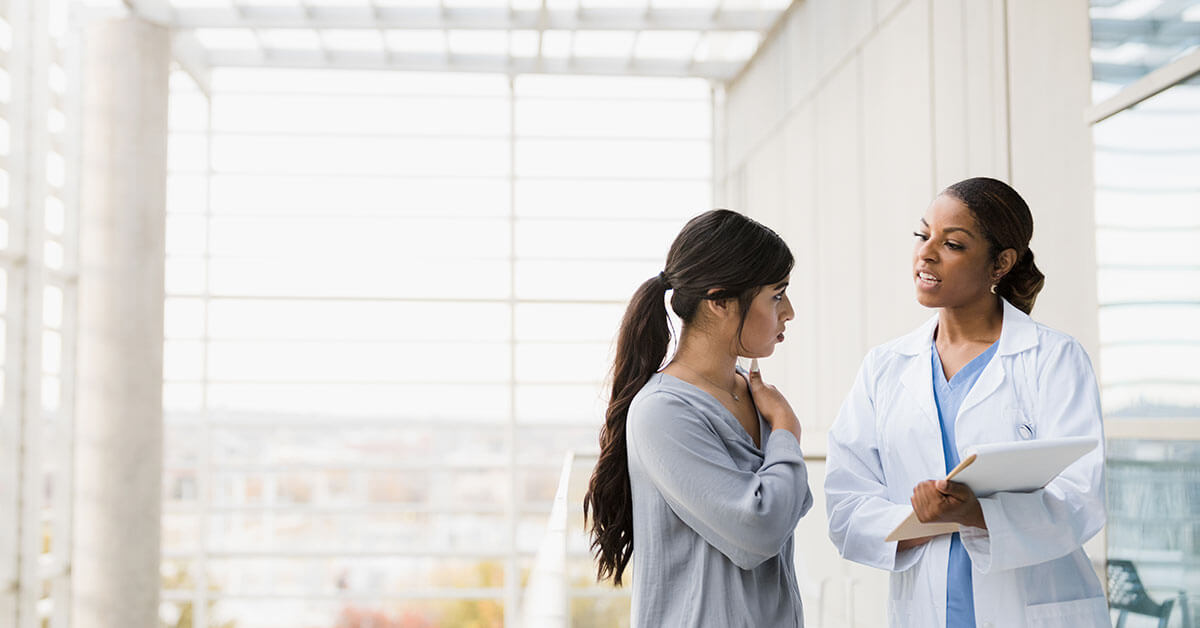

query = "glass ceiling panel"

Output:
[[371, 0, 444, 6], [383, 29, 447, 55], [572, 30, 636, 58], [723, 0, 792, 8], [443, 0, 514, 7], [257, 29, 322, 50], [169, 0, 234, 7], [540, 30, 573, 59], [107, 0, 788, 80], [447, 30, 511, 56], [304, 0, 372, 6], [650, 0, 719, 7], [510, 30, 540, 58], [1090, 0, 1200, 87], [634, 30, 702, 60], [194, 28, 260, 51], [580, 0, 647, 7], [321, 29, 385, 52]]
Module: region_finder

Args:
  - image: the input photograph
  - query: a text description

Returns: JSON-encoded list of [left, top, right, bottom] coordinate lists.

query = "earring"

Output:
[[990, 284, 997, 294]]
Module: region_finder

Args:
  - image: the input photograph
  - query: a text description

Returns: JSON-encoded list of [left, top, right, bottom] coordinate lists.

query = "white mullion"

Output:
[[505, 75, 519, 628], [46, 3, 79, 626], [439, 0, 449, 63], [506, 0, 514, 75], [0, 0, 28, 621], [637, 0, 651, 78], [368, 0, 390, 68], [569, 0, 581, 71], [536, 0, 546, 64], [1105, 418, 1200, 441], [627, 29, 640, 72], [11, 0, 48, 626], [193, 73, 214, 628]]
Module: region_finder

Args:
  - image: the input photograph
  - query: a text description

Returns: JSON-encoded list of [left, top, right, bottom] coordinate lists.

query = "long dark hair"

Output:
[[582, 209, 794, 585], [943, 177, 1046, 314]]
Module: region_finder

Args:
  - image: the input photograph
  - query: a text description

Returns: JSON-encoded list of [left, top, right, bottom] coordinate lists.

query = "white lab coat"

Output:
[[825, 299, 1108, 628]]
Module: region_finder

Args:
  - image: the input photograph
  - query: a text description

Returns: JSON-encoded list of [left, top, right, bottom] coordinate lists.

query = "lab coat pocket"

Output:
[[1024, 596, 1109, 627], [880, 406, 941, 491]]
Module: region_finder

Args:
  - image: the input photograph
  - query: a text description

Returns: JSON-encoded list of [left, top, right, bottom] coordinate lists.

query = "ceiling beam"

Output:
[[122, 0, 173, 26], [207, 48, 741, 81], [171, 6, 777, 31], [172, 31, 213, 96], [123, 0, 215, 94]]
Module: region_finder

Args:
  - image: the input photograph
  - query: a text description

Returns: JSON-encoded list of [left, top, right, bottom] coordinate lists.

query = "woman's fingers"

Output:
[[912, 481, 953, 523], [937, 480, 967, 499], [912, 479, 982, 527], [747, 359, 763, 385]]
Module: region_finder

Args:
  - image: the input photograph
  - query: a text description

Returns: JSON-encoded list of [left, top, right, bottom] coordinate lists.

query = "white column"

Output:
[[72, 17, 170, 628]]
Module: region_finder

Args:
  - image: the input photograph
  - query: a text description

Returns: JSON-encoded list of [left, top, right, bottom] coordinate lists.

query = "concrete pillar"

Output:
[[73, 18, 170, 628]]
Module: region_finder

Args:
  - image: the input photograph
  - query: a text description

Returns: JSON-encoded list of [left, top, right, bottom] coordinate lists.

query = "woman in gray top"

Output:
[[584, 209, 815, 627]]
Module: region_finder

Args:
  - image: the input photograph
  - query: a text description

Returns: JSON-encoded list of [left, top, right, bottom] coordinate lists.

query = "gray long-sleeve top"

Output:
[[625, 371, 814, 628]]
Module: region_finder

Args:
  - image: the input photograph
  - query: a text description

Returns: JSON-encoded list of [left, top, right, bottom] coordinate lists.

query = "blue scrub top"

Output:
[[932, 338, 998, 628]]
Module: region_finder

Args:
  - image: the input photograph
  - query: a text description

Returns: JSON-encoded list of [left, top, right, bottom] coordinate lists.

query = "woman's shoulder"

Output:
[[629, 376, 714, 430], [1027, 320, 1094, 369]]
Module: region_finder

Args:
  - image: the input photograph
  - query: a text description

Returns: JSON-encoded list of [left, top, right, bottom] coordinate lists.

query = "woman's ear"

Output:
[[993, 248, 1018, 280], [703, 288, 736, 320]]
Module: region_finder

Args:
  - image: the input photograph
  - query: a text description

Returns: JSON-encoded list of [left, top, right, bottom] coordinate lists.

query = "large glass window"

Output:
[[1093, 78, 1200, 421], [162, 67, 710, 628], [1092, 2, 1200, 623]]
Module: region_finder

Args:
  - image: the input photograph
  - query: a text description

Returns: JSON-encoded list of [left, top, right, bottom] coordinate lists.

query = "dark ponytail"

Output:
[[943, 177, 1045, 314], [583, 209, 793, 585], [1000, 249, 1045, 315], [582, 276, 670, 586]]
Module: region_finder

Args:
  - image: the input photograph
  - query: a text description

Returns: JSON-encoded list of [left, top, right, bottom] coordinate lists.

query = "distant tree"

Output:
[[160, 565, 237, 628]]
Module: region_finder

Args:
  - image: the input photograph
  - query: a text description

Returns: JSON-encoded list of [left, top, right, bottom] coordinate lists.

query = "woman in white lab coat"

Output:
[[824, 177, 1108, 628]]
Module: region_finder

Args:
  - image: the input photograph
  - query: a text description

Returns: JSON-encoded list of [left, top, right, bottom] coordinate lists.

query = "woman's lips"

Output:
[[916, 270, 941, 289]]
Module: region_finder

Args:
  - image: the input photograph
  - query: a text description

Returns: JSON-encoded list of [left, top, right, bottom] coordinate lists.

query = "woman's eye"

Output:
[[946, 242, 963, 251], [913, 231, 929, 241]]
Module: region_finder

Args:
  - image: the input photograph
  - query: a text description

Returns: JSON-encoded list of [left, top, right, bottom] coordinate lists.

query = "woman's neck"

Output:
[[669, 327, 740, 389], [937, 295, 1004, 346]]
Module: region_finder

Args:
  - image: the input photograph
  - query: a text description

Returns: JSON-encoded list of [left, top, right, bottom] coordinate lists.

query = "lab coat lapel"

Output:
[[897, 318, 940, 428], [959, 299, 1036, 417], [958, 353, 1004, 417]]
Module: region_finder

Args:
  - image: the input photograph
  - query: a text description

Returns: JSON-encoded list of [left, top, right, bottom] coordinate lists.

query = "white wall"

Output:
[[716, 1, 1097, 625]]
